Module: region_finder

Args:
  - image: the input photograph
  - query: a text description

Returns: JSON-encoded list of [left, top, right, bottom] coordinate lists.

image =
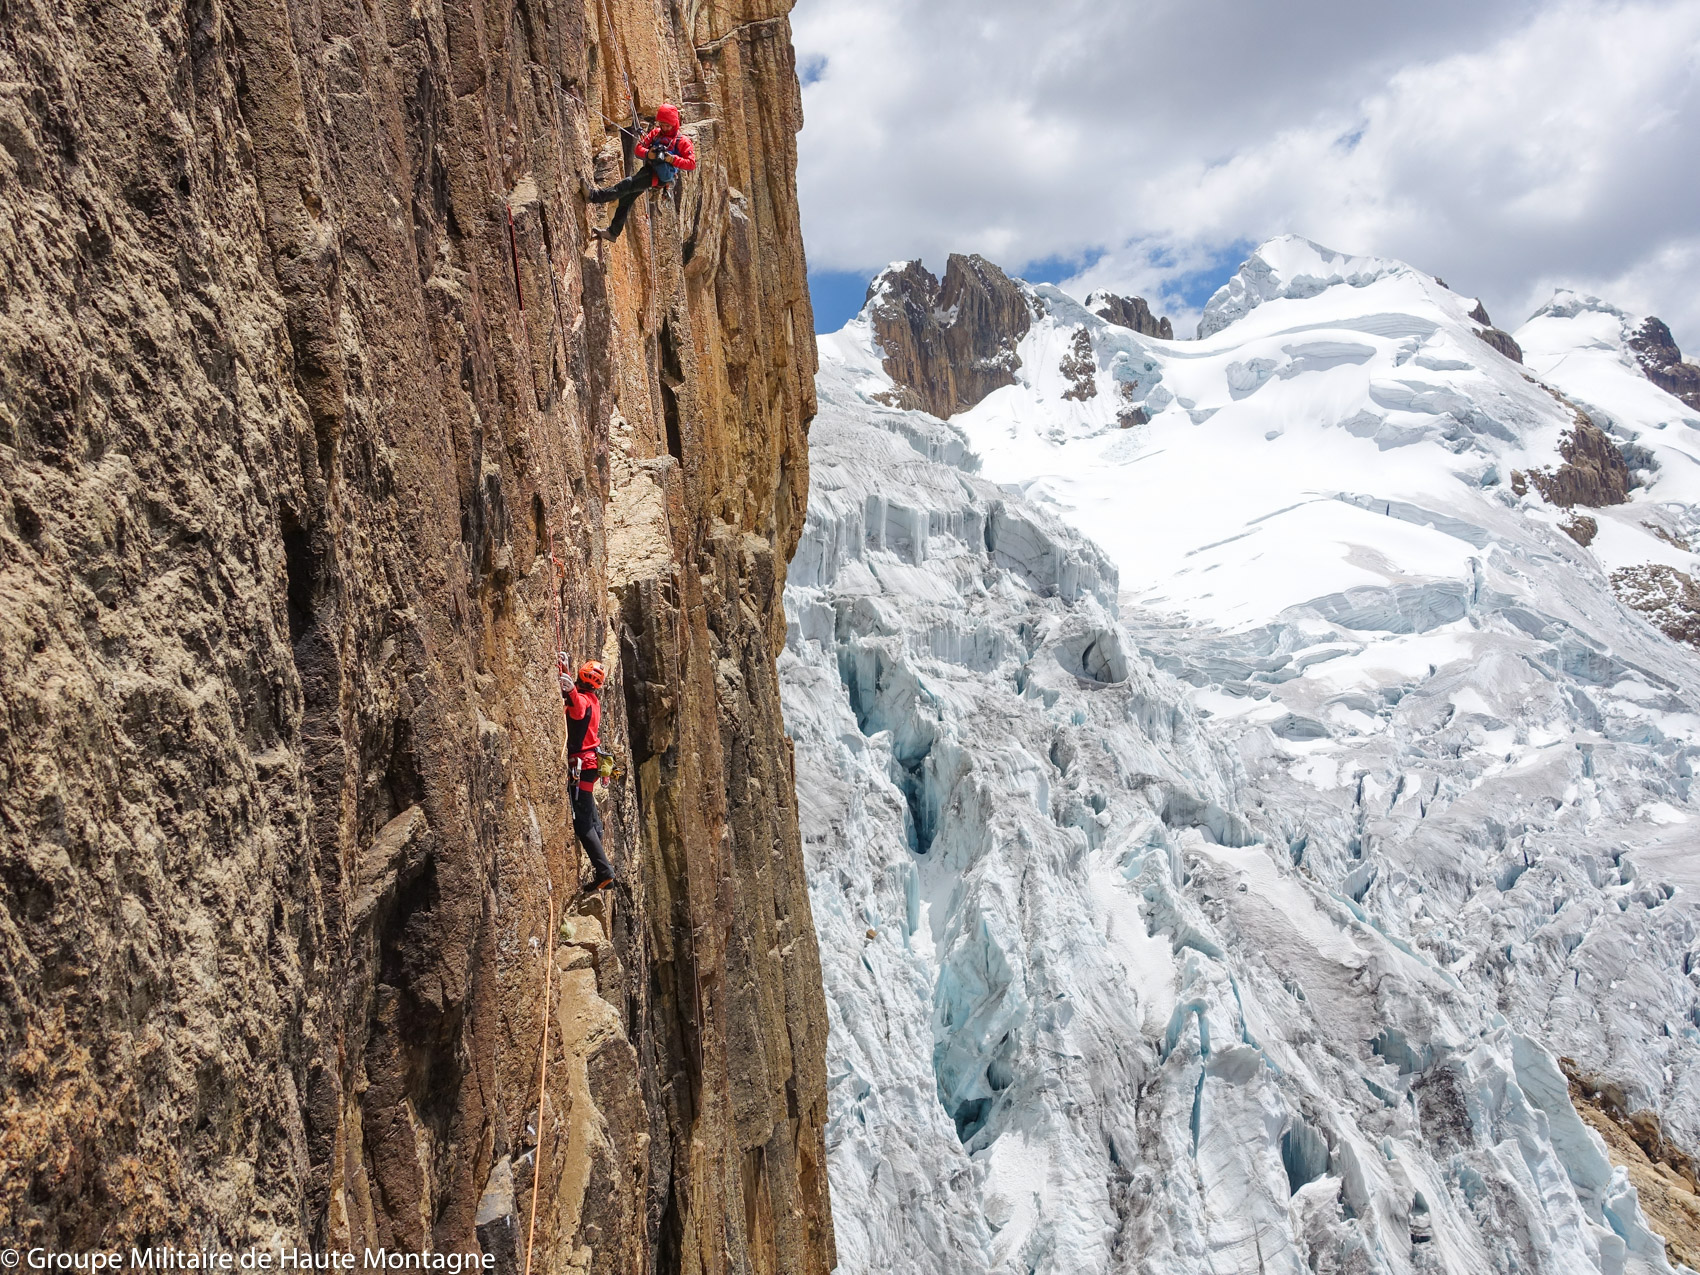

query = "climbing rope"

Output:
[[522, 883, 557, 1275], [560, 82, 641, 140], [506, 204, 525, 310], [546, 535, 572, 767], [594, 0, 642, 133]]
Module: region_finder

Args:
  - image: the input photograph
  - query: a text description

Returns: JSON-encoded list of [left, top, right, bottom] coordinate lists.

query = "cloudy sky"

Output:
[[792, 0, 1700, 349]]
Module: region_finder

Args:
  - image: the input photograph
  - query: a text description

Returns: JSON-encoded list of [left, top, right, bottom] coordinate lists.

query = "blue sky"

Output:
[[793, 0, 1700, 350], [808, 245, 1252, 335]]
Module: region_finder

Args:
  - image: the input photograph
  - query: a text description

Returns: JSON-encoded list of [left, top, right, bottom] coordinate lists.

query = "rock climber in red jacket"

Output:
[[561, 655, 615, 892], [586, 103, 697, 242]]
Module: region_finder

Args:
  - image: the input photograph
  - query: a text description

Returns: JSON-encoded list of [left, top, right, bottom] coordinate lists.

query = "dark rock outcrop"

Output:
[[1087, 290, 1173, 340], [1515, 416, 1632, 509], [1059, 328, 1098, 401], [1628, 317, 1700, 413], [0, 0, 833, 1267], [866, 254, 1031, 418], [1467, 300, 1524, 364], [1515, 416, 1631, 509]]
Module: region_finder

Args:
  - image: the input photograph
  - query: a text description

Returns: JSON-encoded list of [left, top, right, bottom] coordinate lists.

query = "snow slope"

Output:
[[785, 236, 1700, 1274]]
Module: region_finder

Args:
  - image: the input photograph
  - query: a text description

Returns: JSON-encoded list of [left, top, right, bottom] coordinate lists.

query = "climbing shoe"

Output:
[[581, 875, 615, 895]]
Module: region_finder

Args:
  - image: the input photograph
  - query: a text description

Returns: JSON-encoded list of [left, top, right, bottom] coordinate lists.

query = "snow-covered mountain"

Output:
[[782, 237, 1700, 1274]]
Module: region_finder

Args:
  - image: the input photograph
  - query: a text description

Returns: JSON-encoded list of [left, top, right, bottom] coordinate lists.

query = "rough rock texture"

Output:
[[1565, 1060, 1700, 1269], [1467, 299, 1524, 364], [1629, 317, 1700, 413], [1085, 290, 1172, 340], [1611, 563, 1700, 649], [1520, 417, 1632, 509], [1561, 512, 1600, 546], [1057, 328, 1096, 401], [865, 254, 1030, 418], [0, 0, 833, 1267]]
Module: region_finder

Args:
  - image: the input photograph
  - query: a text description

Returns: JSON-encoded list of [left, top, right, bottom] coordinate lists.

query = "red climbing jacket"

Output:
[[562, 682, 601, 790], [635, 116, 696, 188]]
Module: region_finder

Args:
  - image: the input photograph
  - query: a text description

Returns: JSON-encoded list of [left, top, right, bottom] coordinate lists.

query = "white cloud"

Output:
[[795, 0, 1700, 347]]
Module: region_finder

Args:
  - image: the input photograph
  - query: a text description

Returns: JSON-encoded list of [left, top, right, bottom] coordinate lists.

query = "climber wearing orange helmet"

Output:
[[560, 654, 614, 891], [585, 103, 696, 242]]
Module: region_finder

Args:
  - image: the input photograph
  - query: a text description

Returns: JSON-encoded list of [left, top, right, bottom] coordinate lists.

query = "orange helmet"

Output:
[[576, 660, 606, 690]]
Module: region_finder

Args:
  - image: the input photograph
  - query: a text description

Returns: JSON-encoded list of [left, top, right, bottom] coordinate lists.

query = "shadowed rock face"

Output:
[[1467, 300, 1524, 364], [866, 254, 1032, 418], [1629, 317, 1700, 412], [0, 0, 833, 1268], [1086, 290, 1173, 340]]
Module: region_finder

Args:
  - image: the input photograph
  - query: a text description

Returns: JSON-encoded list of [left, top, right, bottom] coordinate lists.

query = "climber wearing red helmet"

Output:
[[585, 103, 697, 242], [561, 655, 615, 891]]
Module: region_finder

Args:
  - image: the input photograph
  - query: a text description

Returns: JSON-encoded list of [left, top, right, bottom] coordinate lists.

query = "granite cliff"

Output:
[[862, 254, 1032, 419], [0, 0, 832, 1269]]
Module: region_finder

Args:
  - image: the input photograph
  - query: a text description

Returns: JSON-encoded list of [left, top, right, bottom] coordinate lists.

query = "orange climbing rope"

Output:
[[522, 884, 557, 1275]]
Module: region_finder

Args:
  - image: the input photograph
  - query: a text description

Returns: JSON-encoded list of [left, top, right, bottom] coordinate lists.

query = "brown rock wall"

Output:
[[1086, 290, 1172, 341], [1518, 416, 1631, 510], [0, 0, 830, 1269], [866, 253, 1030, 418]]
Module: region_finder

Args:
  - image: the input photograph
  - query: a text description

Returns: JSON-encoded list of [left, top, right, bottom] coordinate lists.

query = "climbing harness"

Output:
[[522, 882, 556, 1275]]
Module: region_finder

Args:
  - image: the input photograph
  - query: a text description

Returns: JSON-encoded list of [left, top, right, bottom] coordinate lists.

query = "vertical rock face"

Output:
[[1628, 317, 1700, 412], [865, 254, 1030, 418], [0, 0, 832, 1268], [1084, 290, 1172, 340]]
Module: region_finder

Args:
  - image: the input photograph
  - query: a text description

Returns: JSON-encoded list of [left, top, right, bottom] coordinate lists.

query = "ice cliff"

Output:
[[784, 237, 1700, 1273]]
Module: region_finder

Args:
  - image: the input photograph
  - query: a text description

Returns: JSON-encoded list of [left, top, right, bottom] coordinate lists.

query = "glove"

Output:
[[649, 147, 672, 164], [558, 650, 571, 674]]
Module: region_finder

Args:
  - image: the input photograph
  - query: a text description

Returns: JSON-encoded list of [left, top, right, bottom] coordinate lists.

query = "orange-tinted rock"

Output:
[[0, 0, 832, 1267]]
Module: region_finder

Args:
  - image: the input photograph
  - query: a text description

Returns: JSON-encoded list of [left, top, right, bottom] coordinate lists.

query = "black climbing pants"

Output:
[[572, 784, 613, 882], [588, 170, 656, 241]]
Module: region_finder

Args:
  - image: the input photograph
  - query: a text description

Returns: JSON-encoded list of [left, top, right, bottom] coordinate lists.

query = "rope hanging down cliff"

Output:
[[521, 885, 556, 1275]]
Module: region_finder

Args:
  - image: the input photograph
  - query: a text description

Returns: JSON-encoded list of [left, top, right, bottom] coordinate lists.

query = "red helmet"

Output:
[[656, 104, 680, 130], [576, 660, 606, 690]]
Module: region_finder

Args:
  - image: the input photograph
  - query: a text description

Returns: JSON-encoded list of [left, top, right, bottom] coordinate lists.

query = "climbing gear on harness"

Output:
[[575, 659, 606, 689], [595, 748, 626, 783]]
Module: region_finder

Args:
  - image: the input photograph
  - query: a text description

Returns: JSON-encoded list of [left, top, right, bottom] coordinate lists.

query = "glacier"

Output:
[[782, 236, 1700, 1274]]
